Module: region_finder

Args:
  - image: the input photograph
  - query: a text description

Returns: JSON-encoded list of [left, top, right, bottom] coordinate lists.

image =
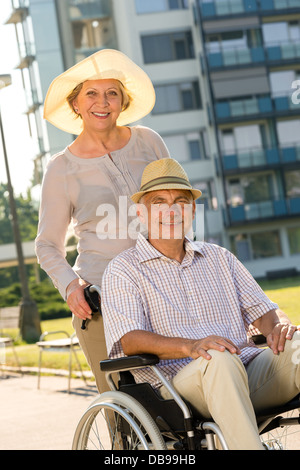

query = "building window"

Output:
[[284, 170, 300, 198], [162, 131, 210, 162], [231, 231, 282, 261], [288, 227, 300, 255], [252, 231, 282, 259], [135, 0, 188, 14], [227, 173, 275, 206], [277, 120, 300, 149], [142, 31, 194, 64], [153, 81, 201, 114], [193, 181, 218, 210], [72, 17, 114, 52]]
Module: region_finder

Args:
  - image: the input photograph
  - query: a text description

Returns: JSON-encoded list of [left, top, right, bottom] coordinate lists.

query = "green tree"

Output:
[[0, 183, 39, 288], [0, 183, 39, 244]]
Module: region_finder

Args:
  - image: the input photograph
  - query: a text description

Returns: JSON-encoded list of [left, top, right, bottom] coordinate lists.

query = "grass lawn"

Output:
[[2, 277, 300, 374], [258, 277, 300, 325], [2, 317, 92, 374]]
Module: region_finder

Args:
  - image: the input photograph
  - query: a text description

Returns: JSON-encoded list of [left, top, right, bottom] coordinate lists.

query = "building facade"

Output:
[[4, 0, 300, 278]]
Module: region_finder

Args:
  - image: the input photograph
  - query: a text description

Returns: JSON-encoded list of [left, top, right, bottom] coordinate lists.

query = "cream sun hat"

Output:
[[131, 158, 202, 203], [43, 49, 156, 135]]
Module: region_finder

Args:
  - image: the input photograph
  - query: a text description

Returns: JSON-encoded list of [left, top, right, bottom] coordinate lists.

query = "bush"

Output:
[[0, 279, 71, 320]]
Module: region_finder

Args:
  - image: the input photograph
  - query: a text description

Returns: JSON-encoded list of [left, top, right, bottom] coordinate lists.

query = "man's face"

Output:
[[137, 189, 195, 240]]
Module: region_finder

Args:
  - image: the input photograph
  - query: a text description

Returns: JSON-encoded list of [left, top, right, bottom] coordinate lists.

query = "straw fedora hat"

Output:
[[43, 49, 156, 135], [131, 158, 202, 203]]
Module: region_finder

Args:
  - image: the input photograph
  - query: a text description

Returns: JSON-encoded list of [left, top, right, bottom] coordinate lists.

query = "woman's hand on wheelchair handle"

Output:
[[66, 278, 92, 320]]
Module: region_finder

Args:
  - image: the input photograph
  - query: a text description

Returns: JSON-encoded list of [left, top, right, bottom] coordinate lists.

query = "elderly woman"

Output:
[[35, 49, 170, 392]]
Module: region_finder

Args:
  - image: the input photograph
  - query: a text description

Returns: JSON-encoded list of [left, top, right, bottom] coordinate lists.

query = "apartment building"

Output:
[[197, 0, 300, 277], [4, 0, 300, 278]]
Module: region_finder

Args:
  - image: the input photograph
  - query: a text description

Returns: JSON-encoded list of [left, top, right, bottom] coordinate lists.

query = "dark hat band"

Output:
[[140, 176, 192, 192]]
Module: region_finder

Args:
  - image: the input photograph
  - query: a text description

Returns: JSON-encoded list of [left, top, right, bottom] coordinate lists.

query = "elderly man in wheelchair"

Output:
[[73, 159, 300, 451]]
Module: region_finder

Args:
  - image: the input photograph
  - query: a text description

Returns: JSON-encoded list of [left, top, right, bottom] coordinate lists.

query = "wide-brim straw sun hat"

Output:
[[131, 158, 202, 203], [43, 49, 156, 135]]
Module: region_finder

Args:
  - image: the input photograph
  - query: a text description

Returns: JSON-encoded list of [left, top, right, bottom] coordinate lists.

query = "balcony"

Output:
[[207, 41, 300, 69], [25, 89, 42, 114], [222, 144, 300, 173], [226, 196, 300, 225], [215, 93, 299, 122], [15, 42, 36, 69], [199, 0, 299, 19], [68, 0, 112, 19]]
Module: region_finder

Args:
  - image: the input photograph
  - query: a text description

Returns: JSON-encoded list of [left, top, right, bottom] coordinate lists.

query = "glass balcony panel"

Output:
[[245, 203, 259, 220], [274, 96, 289, 110], [216, 102, 230, 118], [237, 48, 251, 64], [231, 0, 244, 13], [281, 43, 296, 60], [230, 100, 244, 116], [252, 149, 265, 166], [223, 154, 238, 170], [245, 99, 259, 115], [208, 52, 223, 68], [230, 205, 245, 222], [260, 0, 274, 9], [201, 2, 216, 17], [259, 201, 274, 217], [273, 199, 287, 216], [274, 0, 288, 8], [68, 0, 111, 19], [282, 147, 297, 162], [258, 96, 272, 112], [216, 1, 231, 15], [267, 46, 282, 61], [223, 49, 238, 66], [266, 148, 280, 164], [289, 198, 300, 214], [238, 152, 252, 168]]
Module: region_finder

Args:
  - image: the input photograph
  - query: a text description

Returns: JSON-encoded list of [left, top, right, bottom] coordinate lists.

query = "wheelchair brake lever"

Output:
[[81, 285, 101, 330]]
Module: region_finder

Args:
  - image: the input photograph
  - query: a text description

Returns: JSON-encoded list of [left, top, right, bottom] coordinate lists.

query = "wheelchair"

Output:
[[72, 353, 300, 450], [72, 285, 300, 450]]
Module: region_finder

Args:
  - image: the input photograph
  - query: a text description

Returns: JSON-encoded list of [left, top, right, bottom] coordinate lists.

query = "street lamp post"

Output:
[[0, 74, 41, 343]]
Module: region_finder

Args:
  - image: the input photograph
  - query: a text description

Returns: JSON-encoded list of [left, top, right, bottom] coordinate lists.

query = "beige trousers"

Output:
[[160, 331, 300, 450], [72, 314, 110, 393]]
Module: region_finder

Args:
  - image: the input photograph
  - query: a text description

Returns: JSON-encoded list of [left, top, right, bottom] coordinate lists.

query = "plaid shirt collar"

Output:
[[135, 233, 205, 265]]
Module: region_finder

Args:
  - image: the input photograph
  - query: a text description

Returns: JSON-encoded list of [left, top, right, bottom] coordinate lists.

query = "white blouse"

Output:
[[35, 126, 170, 299]]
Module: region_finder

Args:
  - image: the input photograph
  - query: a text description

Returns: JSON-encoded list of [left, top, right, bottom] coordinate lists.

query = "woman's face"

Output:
[[73, 79, 123, 131]]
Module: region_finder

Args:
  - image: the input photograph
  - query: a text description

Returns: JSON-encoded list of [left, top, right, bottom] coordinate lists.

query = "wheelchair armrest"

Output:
[[100, 354, 159, 372]]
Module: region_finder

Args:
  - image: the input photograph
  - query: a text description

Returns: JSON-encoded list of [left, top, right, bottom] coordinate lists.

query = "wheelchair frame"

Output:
[[73, 353, 300, 450], [72, 285, 300, 450]]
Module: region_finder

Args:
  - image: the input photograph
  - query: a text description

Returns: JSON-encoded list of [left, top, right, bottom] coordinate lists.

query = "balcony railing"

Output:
[[227, 196, 300, 224], [222, 144, 300, 172], [207, 41, 300, 69], [215, 93, 299, 121], [68, 0, 112, 19], [199, 0, 299, 19]]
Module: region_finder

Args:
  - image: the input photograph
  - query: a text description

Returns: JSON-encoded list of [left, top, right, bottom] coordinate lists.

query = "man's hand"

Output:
[[188, 335, 241, 361], [267, 323, 300, 355]]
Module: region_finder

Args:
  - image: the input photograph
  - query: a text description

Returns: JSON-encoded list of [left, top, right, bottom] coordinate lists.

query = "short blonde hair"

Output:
[[66, 80, 132, 118]]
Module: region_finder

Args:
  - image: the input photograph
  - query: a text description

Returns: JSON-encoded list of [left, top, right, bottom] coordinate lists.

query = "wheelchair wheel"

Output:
[[260, 409, 300, 450], [72, 391, 167, 450]]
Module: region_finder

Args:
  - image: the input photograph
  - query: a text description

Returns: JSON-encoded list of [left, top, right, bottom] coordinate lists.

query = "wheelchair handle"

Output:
[[81, 285, 101, 330]]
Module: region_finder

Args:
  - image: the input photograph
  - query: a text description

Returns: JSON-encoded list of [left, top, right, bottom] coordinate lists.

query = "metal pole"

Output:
[[0, 83, 41, 342]]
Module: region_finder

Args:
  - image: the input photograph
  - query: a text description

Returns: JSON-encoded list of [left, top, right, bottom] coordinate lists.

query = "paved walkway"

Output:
[[0, 371, 98, 450], [1, 370, 299, 450]]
